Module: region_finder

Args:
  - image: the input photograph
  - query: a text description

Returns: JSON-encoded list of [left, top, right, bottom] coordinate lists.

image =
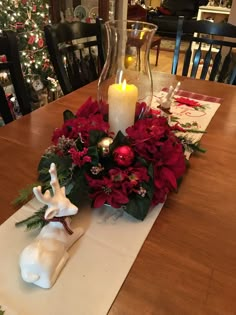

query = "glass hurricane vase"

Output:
[[97, 20, 157, 136]]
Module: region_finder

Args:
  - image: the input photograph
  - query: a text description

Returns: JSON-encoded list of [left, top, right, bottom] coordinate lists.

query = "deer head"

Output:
[[33, 163, 78, 220]]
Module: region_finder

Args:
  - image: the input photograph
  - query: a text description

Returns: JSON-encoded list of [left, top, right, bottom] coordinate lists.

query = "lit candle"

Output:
[[108, 80, 138, 135]]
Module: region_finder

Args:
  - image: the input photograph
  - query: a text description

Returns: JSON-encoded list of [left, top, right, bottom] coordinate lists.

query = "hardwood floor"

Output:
[[150, 49, 184, 74]]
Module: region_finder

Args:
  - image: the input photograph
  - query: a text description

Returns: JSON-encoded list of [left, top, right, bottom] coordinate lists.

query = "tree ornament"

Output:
[[28, 35, 35, 45], [97, 137, 113, 156], [38, 38, 44, 48], [0, 55, 7, 63], [113, 145, 135, 167], [15, 22, 24, 30]]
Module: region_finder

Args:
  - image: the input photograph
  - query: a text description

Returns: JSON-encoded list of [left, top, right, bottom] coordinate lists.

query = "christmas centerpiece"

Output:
[[16, 97, 199, 223], [15, 20, 205, 224]]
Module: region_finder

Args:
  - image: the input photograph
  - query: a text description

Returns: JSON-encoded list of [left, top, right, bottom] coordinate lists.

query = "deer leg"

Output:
[[48, 251, 70, 288]]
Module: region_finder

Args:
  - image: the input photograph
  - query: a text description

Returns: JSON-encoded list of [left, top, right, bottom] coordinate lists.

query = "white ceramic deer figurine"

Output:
[[19, 162, 84, 289]]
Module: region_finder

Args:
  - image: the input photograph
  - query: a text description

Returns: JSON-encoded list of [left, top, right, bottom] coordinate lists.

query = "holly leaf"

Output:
[[125, 178, 154, 221], [110, 131, 130, 152], [89, 130, 107, 146], [63, 110, 75, 122], [67, 167, 89, 205], [125, 195, 151, 221], [87, 146, 99, 165]]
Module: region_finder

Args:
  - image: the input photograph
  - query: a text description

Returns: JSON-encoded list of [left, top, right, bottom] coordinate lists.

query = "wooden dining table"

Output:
[[0, 72, 236, 314]]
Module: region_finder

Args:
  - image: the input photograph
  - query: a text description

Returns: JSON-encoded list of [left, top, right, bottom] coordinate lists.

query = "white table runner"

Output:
[[0, 91, 221, 315]]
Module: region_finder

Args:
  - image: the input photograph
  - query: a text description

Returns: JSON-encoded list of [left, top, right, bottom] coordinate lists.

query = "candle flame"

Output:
[[122, 79, 127, 90]]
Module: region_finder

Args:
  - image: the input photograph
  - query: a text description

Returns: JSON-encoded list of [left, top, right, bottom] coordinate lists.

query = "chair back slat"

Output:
[[182, 43, 192, 76], [209, 49, 222, 81], [200, 46, 212, 80], [172, 16, 184, 75], [218, 49, 232, 82], [172, 17, 236, 85], [44, 19, 105, 95], [191, 43, 202, 78], [228, 67, 236, 85]]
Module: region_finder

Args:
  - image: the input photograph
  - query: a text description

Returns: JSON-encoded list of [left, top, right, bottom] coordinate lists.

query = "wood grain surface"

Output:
[[1, 72, 236, 315]]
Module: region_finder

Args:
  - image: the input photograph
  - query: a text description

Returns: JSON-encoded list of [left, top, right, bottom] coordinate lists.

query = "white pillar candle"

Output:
[[108, 80, 138, 135]]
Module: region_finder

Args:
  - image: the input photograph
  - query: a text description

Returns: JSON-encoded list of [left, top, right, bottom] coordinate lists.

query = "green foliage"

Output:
[[0, 305, 5, 315], [38, 153, 72, 185], [63, 110, 76, 122], [12, 182, 39, 206], [125, 188, 152, 221], [15, 205, 47, 231], [110, 131, 130, 151], [179, 135, 206, 154], [125, 164, 154, 220], [89, 130, 108, 147]]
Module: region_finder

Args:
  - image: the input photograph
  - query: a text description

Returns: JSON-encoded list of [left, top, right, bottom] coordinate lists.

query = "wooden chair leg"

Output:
[[0, 85, 13, 124], [155, 42, 161, 66], [151, 37, 162, 67]]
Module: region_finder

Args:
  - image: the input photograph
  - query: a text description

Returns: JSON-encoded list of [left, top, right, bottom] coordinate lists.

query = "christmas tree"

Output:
[[0, 0, 60, 109]]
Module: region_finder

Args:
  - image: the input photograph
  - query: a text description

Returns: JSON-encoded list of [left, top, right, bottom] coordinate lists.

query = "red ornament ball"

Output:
[[113, 145, 135, 167]]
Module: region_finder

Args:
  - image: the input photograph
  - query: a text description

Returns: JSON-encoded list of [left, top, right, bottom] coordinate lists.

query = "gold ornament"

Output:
[[97, 137, 113, 156]]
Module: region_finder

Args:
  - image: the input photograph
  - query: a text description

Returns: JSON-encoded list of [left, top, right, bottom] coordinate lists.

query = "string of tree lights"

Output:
[[0, 0, 60, 109]]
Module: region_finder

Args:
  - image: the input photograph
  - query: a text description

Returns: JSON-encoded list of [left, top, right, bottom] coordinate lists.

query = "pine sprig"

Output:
[[15, 205, 48, 231], [12, 183, 40, 207], [184, 129, 206, 134], [179, 135, 206, 153]]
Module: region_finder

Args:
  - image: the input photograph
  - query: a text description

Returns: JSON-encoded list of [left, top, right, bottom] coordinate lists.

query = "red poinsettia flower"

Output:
[[152, 138, 186, 204], [126, 116, 170, 162], [125, 165, 149, 186], [127, 115, 186, 205], [86, 176, 129, 208], [75, 97, 100, 117], [109, 168, 126, 182], [52, 114, 109, 147], [175, 97, 201, 108]]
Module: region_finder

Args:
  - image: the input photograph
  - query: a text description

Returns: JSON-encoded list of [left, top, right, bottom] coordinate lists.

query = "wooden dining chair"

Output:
[[172, 16, 236, 84], [0, 30, 31, 124], [44, 19, 105, 95]]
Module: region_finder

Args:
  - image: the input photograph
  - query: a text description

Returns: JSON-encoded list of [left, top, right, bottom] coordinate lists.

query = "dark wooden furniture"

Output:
[[172, 17, 236, 84], [0, 84, 13, 124], [1, 72, 236, 314], [127, 4, 162, 66], [127, 4, 147, 21], [151, 35, 162, 66], [147, 10, 196, 38], [44, 19, 105, 95], [0, 30, 31, 124]]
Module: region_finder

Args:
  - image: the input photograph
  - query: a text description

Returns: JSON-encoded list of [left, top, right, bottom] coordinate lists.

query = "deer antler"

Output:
[[33, 163, 78, 220], [49, 163, 64, 196], [33, 163, 63, 206]]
